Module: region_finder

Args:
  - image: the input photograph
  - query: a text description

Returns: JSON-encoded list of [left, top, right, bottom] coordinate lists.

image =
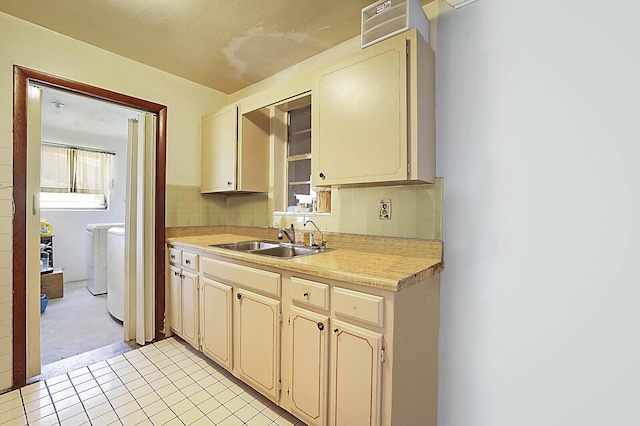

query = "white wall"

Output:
[[40, 125, 128, 283], [436, 1, 640, 425], [0, 11, 228, 390]]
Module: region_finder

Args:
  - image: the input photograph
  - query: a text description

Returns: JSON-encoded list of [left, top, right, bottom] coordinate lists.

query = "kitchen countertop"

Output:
[[167, 227, 444, 292]]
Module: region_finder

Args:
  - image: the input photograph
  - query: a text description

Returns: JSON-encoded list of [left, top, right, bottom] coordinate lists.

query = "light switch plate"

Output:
[[379, 198, 391, 220]]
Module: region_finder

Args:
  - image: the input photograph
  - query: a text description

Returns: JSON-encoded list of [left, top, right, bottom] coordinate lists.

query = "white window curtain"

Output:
[[41, 144, 114, 194], [40, 145, 72, 192], [74, 150, 114, 194]]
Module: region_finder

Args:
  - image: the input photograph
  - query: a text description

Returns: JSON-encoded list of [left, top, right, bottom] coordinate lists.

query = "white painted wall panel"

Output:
[[436, 1, 640, 425]]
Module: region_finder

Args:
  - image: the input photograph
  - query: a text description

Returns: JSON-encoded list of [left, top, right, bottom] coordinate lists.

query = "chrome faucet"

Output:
[[304, 220, 326, 249], [278, 224, 296, 244]]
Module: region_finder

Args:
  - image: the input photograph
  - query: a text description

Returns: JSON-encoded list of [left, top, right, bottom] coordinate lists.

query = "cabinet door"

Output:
[[312, 34, 407, 186], [290, 306, 329, 426], [235, 288, 281, 402], [168, 265, 182, 335], [200, 277, 233, 370], [329, 319, 383, 426], [201, 104, 237, 193], [181, 270, 199, 349]]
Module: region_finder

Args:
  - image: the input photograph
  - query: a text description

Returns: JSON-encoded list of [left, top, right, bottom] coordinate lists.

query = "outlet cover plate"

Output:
[[379, 198, 391, 220]]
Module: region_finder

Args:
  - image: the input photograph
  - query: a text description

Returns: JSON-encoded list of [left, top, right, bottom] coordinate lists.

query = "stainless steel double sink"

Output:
[[209, 240, 330, 259]]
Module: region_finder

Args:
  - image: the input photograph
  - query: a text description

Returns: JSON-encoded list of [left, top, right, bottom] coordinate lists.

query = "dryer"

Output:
[[86, 223, 124, 295]]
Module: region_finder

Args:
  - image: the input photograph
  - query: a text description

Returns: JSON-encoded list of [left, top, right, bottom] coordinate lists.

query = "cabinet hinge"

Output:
[[287, 317, 291, 326], [406, 40, 410, 55], [407, 161, 411, 176], [381, 348, 386, 363], [277, 380, 282, 392], [279, 313, 283, 325]]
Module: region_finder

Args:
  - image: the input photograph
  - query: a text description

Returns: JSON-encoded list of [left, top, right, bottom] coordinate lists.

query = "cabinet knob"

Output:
[[319, 172, 325, 179], [237, 293, 242, 300], [317, 322, 324, 331], [173, 271, 179, 276], [170, 254, 175, 260], [333, 328, 339, 333], [227, 181, 232, 186], [303, 292, 309, 297], [185, 259, 191, 264]]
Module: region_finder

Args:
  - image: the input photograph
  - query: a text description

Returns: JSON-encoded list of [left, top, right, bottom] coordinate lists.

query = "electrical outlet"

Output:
[[379, 198, 391, 220]]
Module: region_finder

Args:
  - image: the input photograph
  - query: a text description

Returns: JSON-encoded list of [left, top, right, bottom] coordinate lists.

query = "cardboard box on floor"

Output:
[[41, 269, 63, 299]]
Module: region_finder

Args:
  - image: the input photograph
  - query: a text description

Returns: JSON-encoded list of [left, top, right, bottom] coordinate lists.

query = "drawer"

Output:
[[169, 248, 182, 265], [201, 257, 281, 297], [291, 277, 329, 310], [182, 252, 199, 270], [333, 287, 384, 327]]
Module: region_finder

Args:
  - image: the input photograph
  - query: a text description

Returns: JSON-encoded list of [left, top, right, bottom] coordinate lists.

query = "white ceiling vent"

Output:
[[446, 0, 479, 9]]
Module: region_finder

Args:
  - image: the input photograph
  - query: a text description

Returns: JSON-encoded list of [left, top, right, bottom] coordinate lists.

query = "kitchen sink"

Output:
[[210, 240, 330, 258], [251, 245, 327, 258], [210, 240, 280, 251]]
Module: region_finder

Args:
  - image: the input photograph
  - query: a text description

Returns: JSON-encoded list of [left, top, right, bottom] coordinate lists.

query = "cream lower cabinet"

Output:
[[329, 319, 383, 426], [180, 270, 199, 348], [167, 249, 199, 350], [169, 249, 440, 426], [200, 277, 233, 371], [167, 266, 199, 349], [168, 265, 182, 335], [235, 288, 281, 402], [289, 306, 329, 426]]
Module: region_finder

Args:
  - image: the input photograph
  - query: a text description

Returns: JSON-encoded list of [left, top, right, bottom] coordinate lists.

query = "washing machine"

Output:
[[86, 223, 124, 295], [107, 227, 125, 321]]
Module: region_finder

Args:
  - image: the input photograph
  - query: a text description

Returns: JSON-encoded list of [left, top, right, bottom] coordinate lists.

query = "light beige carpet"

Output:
[[40, 280, 124, 365]]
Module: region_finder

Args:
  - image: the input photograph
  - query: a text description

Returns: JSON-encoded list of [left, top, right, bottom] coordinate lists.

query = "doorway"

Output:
[[12, 66, 167, 388], [38, 87, 140, 374]]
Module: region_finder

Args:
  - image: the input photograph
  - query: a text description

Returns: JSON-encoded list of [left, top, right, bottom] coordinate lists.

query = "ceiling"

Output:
[[0, 0, 435, 94], [41, 87, 139, 139]]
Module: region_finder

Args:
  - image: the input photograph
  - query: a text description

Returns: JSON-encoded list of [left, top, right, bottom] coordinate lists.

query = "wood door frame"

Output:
[[12, 65, 167, 388]]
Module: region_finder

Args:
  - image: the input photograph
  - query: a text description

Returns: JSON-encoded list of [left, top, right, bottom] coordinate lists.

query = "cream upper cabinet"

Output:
[[201, 105, 237, 192], [201, 105, 270, 193], [312, 28, 435, 187], [290, 306, 329, 426], [329, 319, 383, 426], [200, 277, 233, 371], [234, 288, 281, 402]]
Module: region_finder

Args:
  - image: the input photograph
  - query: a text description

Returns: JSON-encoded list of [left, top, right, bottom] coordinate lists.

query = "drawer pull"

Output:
[[185, 259, 191, 264], [303, 292, 309, 297], [170, 254, 175, 260], [317, 322, 324, 331]]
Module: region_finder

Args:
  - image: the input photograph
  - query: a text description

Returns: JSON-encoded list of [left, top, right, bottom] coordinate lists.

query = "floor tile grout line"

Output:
[[7, 337, 305, 426]]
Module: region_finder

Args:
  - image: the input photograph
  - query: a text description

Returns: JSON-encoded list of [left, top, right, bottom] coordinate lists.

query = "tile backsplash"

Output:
[[166, 185, 269, 228], [273, 178, 443, 240], [167, 178, 443, 240]]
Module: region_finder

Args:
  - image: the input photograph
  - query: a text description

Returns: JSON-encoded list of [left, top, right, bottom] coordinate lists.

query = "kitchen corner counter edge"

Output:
[[166, 226, 444, 292]]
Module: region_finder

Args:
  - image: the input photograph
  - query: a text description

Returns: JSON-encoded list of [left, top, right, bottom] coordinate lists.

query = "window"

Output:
[[287, 104, 313, 211], [40, 143, 114, 210]]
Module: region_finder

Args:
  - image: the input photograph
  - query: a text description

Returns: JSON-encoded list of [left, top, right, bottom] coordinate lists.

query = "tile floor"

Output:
[[0, 337, 306, 426]]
